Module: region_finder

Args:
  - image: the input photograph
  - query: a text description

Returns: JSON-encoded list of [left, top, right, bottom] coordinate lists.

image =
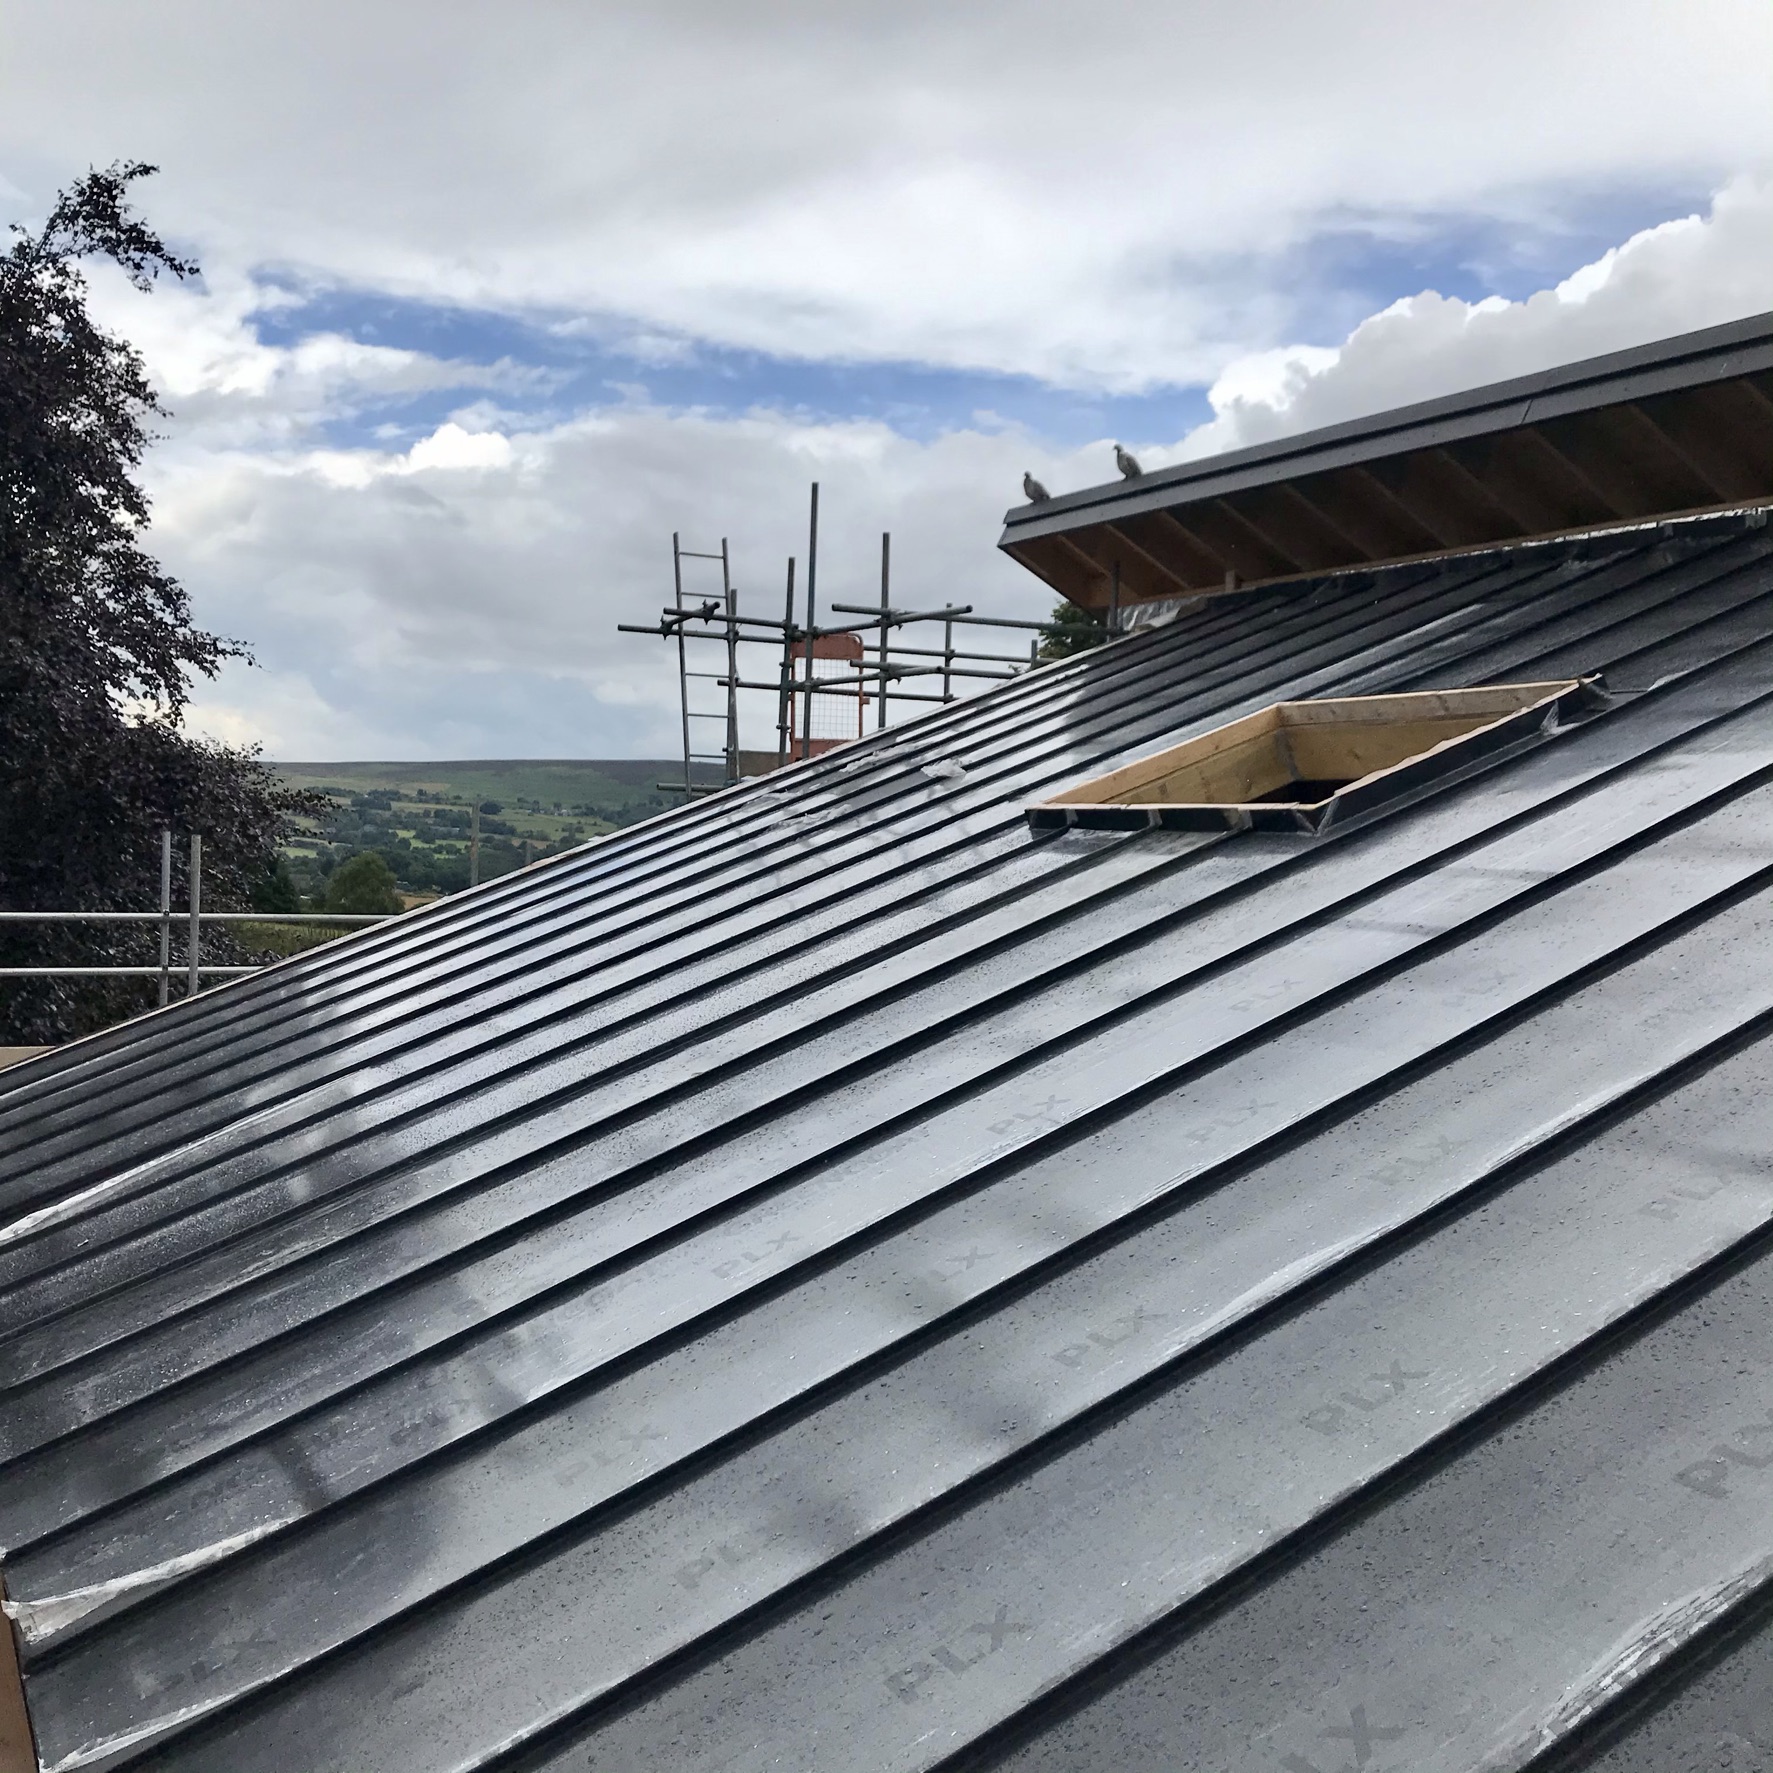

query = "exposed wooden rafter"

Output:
[[1173, 501, 1298, 581], [1634, 389, 1766, 501], [1058, 524, 1180, 605], [1118, 511, 1229, 588], [1096, 520, 1195, 601], [1300, 467, 1443, 557], [1222, 485, 1365, 573], [1604, 403, 1725, 504], [1536, 412, 1690, 515]]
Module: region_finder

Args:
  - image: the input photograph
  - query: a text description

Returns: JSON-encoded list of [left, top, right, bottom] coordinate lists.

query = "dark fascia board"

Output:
[[999, 310, 1773, 546]]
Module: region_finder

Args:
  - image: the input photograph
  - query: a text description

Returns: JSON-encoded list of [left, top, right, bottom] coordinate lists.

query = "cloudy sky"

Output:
[[3, 0, 1770, 760]]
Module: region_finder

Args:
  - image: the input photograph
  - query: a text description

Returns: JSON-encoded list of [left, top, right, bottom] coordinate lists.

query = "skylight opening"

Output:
[[1029, 680, 1602, 835]]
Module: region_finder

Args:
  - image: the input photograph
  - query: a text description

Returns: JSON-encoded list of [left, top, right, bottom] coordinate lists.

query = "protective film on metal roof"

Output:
[[4, 506, 1773, 1773]]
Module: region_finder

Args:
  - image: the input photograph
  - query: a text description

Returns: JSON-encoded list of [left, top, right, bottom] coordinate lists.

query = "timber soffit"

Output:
[[998, 310, 1773, 608], [2, 510, 1773, 1771]]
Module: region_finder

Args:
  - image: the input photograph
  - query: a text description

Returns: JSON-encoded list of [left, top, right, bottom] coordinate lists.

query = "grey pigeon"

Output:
[[1022, 471, 1051, 503], [1114, 443, 1143, 479]]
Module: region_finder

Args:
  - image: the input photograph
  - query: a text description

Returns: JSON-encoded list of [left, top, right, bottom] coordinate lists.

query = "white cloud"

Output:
[[405, 423, 515, 472], [135, 173, 1773, 760], [6, 4, 1769, 760], [158, 400, 1081, 759], [184, 667, 383, 757], [3, 0, 1769, 387], [76, 264, 549, 450], [1174, 175, 1773, 459], [1193, 345, 1342, 430]]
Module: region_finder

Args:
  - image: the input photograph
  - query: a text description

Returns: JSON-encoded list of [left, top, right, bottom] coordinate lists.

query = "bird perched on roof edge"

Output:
[[1114, 443, 1143, 479], [1022, 472, 1051, 503]]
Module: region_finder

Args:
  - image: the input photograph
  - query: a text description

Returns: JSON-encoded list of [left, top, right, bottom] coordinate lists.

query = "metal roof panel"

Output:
[[5, 507, 1773, 1772]]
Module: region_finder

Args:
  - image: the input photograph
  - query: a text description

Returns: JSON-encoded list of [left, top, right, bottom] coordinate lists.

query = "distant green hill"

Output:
[[270, 759, 718, 905], [273, 758, 707, 813]]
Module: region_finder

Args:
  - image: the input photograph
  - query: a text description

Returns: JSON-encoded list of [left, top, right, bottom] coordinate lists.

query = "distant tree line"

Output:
[[273, 784, 676, 911]]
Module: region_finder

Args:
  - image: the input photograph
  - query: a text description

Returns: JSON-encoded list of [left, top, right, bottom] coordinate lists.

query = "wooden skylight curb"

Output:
[[1028, 679, 1606, 836]]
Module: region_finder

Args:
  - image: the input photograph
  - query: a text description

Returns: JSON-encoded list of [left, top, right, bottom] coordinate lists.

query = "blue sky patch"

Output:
[[243, 178, 1716, 458], [247, 282, 1219, 450]]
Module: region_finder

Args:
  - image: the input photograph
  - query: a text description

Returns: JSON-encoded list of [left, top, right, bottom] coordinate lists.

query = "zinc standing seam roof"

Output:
[[6, 507, 1773, 1771]]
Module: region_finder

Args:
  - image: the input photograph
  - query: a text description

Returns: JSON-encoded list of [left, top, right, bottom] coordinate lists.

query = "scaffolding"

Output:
[[623, 484, 1059, 793]]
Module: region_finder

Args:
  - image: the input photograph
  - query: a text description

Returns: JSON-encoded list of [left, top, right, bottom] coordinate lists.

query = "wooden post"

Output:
[[469, 803, 480, 887], [1, 1572, 36, 1773]]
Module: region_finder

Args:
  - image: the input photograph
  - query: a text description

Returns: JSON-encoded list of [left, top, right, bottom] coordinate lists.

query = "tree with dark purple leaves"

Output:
[[0, 163, 317, 1042]]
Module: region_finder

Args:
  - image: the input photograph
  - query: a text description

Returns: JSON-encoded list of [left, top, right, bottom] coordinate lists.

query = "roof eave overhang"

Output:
[[1000, 311, 1773, 610]]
